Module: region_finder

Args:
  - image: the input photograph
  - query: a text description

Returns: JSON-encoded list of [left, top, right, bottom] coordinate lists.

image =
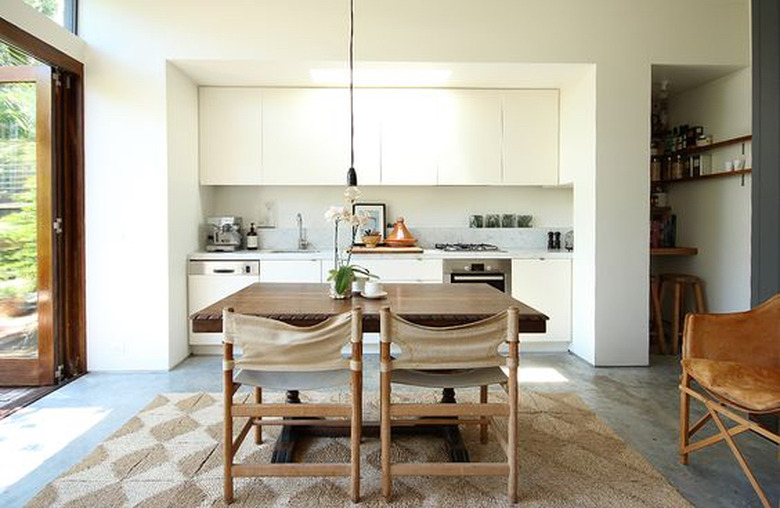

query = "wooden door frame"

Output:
[[0, 18, 86, 381]]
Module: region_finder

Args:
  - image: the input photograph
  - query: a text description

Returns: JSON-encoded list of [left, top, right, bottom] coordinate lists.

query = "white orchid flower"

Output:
[[324, 206, 346, 223]]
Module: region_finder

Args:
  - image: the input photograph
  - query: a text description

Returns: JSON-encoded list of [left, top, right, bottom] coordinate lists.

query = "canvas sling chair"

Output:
[[679, 294, 779, 508], [222, 307, 363, 504], [379, 306, 520, 502]]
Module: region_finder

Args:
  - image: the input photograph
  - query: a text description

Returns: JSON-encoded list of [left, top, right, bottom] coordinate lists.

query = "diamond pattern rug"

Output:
[[27, 389, 690, 507]]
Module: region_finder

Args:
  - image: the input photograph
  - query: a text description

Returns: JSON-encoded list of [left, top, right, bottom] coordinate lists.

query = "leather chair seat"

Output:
[[683, 358, 780, 413]]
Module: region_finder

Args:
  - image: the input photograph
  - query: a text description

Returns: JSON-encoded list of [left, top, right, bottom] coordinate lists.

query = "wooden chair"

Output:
[[379, 306, 520, 502], [679, 294, 779, 508], [222, 307, 363, 504]]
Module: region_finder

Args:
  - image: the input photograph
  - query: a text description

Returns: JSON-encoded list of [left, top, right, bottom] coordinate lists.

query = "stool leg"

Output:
[[693, 283, 706, 313], [650, 279, 667, 354], [671, 282, 682, 355]]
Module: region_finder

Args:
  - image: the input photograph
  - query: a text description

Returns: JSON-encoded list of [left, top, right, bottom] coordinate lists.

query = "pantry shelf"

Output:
[[652, 168, 751, 186]]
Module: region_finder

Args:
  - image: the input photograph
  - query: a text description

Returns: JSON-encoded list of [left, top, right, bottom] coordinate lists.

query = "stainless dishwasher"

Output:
[[187, 260, 259, 345]]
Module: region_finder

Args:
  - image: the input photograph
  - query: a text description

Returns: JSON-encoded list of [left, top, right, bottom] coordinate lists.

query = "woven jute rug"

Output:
[[27, 388, 689, 507]]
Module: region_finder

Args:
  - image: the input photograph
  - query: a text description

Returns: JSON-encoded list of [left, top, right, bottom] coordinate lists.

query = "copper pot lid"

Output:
[[386, 217, 417, 245]]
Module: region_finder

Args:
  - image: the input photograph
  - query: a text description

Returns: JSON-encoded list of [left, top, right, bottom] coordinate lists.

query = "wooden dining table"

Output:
[[191, 282, 548, 463]]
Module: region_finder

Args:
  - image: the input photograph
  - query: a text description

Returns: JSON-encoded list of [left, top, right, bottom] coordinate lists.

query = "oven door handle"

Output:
[[451, 274, 505, 282]]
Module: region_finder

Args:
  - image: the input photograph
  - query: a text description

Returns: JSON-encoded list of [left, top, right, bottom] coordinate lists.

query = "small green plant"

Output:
[[327, 265, 376, 296]]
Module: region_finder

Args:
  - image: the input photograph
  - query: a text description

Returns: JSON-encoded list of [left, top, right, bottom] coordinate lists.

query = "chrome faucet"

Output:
[[296, 213, 309, 250]]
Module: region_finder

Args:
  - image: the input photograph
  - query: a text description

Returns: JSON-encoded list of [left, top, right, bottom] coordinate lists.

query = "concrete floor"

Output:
[[0, 353, 776, 507]]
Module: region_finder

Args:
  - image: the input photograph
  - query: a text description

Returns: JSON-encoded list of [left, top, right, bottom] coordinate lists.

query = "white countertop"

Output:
[[188, 248, 573, 261]]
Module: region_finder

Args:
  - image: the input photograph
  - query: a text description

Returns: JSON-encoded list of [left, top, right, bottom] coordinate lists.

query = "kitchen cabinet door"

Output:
[[378, 89, 440, 185], [259, 259, 322, 283], [199, 88, 263, 185], [511, 258, 571, 342], [354, 258, 443, 282], [502, 90, 559, 185], [262, 88, 349, 185], [437, 91, 502, 185]]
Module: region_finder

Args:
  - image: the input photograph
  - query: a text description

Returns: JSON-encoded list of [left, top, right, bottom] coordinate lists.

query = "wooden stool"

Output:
[[649, 275, 667, 354], [660, 274, 707, 355]]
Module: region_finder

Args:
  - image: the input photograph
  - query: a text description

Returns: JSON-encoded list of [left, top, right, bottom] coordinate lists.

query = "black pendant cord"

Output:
[[349, 0, 355, 169], [347, 0, 357, 187]]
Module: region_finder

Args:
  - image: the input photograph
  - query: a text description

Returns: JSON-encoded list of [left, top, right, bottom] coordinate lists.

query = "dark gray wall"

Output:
[[752, 0, 780, 306]]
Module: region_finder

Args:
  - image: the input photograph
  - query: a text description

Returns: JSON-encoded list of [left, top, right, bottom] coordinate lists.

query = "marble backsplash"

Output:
[[242, 226, 573, 252]]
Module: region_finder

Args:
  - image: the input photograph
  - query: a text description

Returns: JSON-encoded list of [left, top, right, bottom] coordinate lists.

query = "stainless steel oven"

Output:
[[443, 259, 512, 293]]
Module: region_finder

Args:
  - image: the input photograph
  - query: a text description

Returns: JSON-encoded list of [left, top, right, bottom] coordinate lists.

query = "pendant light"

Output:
[[346, 0, 358, 188]]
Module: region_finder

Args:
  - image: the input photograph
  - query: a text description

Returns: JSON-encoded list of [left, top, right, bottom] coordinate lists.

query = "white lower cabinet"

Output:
[[259, 259, 322, 283], [352, 258, 443, 282], [511, 258, 571, 343]]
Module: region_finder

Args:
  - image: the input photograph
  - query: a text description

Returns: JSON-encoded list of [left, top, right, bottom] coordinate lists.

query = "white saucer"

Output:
[[360, 290, 388, 299]]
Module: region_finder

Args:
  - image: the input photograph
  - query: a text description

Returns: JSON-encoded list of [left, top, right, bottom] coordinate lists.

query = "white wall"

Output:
[[79, 0, 749, 369], [166, 63, 214, 368], [0, 0, 84, 62], [561, 68, 597, 362], [208, 186, 573, 229], [654, 68, 752, 312]]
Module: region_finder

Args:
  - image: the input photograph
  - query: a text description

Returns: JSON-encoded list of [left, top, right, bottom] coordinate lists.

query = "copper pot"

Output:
[[385, 217, 417, 247]]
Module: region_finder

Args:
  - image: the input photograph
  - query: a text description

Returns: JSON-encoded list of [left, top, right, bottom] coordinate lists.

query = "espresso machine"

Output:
[[205, 216, 243, 252]]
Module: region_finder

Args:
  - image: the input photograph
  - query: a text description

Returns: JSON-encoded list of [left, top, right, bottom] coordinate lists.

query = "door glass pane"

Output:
[[0, 44, 42, 359]]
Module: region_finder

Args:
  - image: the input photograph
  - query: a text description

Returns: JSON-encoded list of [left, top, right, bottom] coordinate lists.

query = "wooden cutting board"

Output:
[[350, 246, 423, 254]]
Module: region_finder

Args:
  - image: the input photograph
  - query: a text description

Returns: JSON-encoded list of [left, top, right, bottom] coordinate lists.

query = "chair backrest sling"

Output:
[[223, 308, 362, 372], [380, 307, 519, 370]]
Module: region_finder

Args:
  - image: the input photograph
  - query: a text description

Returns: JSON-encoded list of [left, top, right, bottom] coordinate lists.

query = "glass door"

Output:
[[0, 44, 55, 386]]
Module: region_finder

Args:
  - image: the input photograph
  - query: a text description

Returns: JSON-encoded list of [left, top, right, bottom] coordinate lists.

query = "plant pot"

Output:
[[361, 234, 381, 248], [329, 281, 353, 300]]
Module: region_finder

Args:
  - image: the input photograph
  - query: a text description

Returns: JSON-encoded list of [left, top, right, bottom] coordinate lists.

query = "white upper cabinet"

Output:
[[437, 91, 502, 185], [502, 90, 559, 185], [199, 88, 263, 185], [352, 90, 382, 185], [199, 87, 561, 186], [376, 89, 440, 185], [262, 88, 351, 185]]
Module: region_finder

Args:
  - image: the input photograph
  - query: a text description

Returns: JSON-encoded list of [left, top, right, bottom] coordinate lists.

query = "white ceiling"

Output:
[[171, 60, 594, 89], [651, 64, 746, 97]]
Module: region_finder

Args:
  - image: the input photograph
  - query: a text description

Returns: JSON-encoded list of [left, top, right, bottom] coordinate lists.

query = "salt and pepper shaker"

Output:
[[554, 232, 561, 250], [547, 232, 555, 250]]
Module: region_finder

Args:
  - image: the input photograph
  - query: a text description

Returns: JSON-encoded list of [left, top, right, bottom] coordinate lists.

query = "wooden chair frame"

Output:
[[379, 307, 520, 502], [223, 308, 363, 504], [680, 372, 779, 508]]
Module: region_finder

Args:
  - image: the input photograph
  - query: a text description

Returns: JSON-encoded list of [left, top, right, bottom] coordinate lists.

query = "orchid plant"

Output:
[[324, 188, 377, 297]]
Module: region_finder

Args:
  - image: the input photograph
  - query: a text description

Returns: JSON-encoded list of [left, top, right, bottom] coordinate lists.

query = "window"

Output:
[[21, 0, 77, 33]]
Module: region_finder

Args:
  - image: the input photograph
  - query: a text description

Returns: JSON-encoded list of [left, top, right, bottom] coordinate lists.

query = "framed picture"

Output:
[[353, 203, 387, 241]]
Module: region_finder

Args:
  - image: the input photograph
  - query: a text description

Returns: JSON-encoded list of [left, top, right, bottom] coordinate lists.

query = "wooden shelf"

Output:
[[653, 168, 751, 185], [685, 134, 752, 155], [651, 247, 698, 257]]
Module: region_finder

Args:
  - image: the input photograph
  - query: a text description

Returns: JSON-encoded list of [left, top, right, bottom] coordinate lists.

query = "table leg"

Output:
[[440, 388, 470, 462], [271, 390, 301, 463]]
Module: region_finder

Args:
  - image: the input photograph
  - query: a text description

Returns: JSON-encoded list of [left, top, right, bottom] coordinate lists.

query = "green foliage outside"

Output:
[[0, 40, 39, 304]]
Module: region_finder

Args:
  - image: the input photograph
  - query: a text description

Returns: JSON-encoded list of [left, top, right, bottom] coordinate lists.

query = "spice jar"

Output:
[[650, 156, 662, 182]]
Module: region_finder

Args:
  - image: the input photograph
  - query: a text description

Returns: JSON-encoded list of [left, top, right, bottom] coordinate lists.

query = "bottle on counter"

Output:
[[246, 222, 259, 250]]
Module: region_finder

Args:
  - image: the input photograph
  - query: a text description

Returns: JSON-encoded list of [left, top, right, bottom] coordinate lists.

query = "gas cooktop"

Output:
[[434, 243, 503, 252]]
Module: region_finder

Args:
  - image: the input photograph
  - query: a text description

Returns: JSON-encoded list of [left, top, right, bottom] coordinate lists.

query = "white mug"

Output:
[[724, 160, 734, 171], [364, 280, 382, 296], [733, 158, 745, 170], [352, 277, 366, 294]]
